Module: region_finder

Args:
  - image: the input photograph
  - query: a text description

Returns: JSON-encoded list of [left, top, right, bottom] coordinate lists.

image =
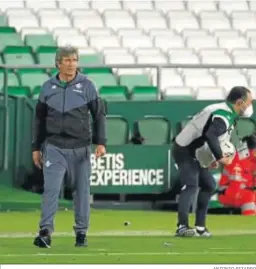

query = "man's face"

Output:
[[58, 54, 78, 77], [236, 92, 253, 116]]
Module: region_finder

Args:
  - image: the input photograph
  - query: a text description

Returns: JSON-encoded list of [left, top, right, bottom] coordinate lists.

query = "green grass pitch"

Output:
[[0, 209, 256, 264]]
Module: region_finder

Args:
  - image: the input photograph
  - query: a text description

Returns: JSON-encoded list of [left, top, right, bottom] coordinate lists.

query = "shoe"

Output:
[[75, 232, 88, 247], [33, 229, 51, 248], [175, 225, 196, 237], [195, 227, 212, 237]]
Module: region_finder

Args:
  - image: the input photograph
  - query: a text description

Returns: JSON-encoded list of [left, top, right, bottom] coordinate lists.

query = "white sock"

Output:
[[196, 226, 205, 231]]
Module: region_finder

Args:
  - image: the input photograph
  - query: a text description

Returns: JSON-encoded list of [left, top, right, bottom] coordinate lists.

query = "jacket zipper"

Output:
[[61, 84, 66, 134]]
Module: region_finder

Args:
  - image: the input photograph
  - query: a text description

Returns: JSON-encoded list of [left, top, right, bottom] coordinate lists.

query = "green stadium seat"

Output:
[[79, 54, 111, 74], [0, 16, 7, 26], [3, 46, 35, 65], [49, 68, 58, 76], [0, 33, 23, 51], [32, 86, 41, 96], [31, 94, 39, 100], [36, 46, 57, 65], [86, 73, 118, 89], [131, 86, 158, 101], [24, 34, 56, 51], [81, 67, 112, 74], [0, 26, 16, 33], [180, 119, 190, 130], [231, 118, 256, 147], [135, 116, 171, 145], [31, 86, 41, 99], [0, 70, 20, 89], [99, 86, 128, 101], [106, 116, 129, 145], [7, 86, 30, 97], [79, 54, 103, 65], [119, 74, 151, 90], [236, 118, 256, 137], [17, 69, 49, 89]]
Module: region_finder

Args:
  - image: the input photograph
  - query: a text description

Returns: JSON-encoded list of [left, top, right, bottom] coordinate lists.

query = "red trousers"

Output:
[[219, 187, 256, 216]]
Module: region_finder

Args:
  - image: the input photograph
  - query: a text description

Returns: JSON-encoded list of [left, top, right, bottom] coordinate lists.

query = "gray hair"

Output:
[[55, 46, 79, 67]]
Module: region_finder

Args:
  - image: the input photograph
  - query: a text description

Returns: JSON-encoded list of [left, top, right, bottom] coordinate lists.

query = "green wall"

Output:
[[1, 99, 256, 194], [0, 97, 34, 186]]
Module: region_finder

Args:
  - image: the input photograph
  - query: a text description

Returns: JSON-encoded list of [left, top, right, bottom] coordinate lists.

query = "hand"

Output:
[[95, 145, 106, 159], [209, 161, 219, 169], [32, 150, 43, 169], [218, 156, 233, 166]]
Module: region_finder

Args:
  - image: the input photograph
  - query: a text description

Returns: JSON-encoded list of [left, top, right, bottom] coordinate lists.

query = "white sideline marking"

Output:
[[210, 248, 233, 250], [0, 230, 256, 238], [0, 251, 256, 257]]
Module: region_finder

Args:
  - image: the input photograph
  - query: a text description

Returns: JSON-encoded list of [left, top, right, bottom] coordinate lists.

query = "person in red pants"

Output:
[[218, 134, 256, 215]]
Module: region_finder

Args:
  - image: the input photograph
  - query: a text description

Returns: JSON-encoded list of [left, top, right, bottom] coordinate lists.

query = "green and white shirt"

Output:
[[175, 102, 238, 166]]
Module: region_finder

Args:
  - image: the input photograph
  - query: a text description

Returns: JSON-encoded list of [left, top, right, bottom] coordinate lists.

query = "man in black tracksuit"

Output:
[[32, 46, 106, 248]]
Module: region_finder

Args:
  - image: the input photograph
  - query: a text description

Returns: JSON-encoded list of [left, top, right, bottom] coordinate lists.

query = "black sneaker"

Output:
[[175, 225, 196, 237], [195, 227, 212, 237], [33, 229, 51, 248], [75, 232, 88, 247]]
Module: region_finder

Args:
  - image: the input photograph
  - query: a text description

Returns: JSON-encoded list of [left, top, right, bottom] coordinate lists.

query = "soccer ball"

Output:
[[220, 140, 236, 159], [196, 140, 236, 168]]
